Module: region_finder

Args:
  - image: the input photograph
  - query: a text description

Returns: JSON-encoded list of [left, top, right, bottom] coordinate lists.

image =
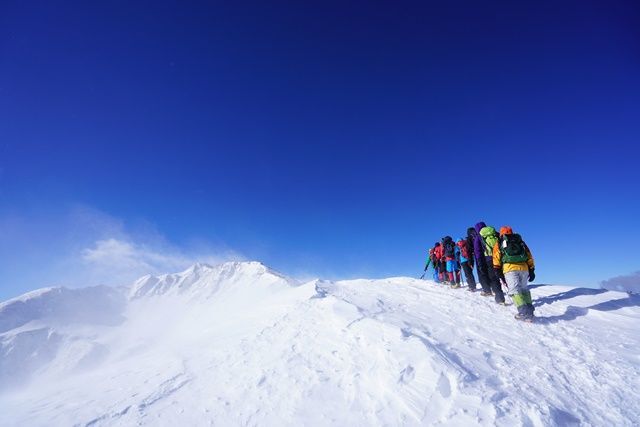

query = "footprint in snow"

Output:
[[437, 373, 452, 398], [398, 365, 415, 384]]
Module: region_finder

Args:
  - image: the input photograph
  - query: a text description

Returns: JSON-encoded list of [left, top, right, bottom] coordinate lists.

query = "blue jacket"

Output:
[[456, 244, 469, 263], [454, 245, 468, 263]]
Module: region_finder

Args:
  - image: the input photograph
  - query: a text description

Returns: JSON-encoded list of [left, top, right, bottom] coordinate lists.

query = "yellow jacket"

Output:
[[492, 240, 535, 273]]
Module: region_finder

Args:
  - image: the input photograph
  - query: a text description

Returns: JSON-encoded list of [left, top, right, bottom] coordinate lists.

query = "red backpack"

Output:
[[434, 245, 444, 260], [457, 240, 470, 259]]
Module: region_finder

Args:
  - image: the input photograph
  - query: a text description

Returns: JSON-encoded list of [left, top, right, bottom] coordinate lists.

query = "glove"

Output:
[[528, 268, 536, 282], [494, 267, 505, 282]]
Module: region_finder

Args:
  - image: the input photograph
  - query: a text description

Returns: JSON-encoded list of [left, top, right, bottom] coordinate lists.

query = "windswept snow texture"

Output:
[[601, 271, 640, 294], [1, 262, 639, 426]]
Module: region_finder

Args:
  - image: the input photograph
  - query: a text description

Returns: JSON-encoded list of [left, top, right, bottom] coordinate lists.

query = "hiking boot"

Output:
[[515, 313, 535, 322], [497, 301, 508, 306], [480, 291, 493, 297], [451, 283, 461, 289], [467, 287, 476, 292]]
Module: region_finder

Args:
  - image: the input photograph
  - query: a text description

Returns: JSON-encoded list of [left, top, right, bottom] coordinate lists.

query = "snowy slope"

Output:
[[0, 262, 639, 426], [0, 285, 126, 391]]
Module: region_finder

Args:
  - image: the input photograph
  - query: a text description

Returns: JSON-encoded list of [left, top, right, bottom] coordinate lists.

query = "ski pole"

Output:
[[500, 279, 516, 304], [500, 278, 509, 294], [421, 256, 431, 280], [457, 251, 465, 286]]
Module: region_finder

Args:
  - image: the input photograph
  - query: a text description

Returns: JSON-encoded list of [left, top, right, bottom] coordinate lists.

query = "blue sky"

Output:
[[1, 1, 639, 299]]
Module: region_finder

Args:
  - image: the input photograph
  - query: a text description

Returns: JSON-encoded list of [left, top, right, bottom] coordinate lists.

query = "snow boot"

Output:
[[515, 313, 535, 322], [526, 303, 535, 315]]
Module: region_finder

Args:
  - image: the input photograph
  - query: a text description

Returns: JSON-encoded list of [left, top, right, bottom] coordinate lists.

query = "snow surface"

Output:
[[1, 261, 639, 426]]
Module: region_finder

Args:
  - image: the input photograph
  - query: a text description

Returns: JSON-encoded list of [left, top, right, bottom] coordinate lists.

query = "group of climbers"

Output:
[[424, 222, 536, 322]]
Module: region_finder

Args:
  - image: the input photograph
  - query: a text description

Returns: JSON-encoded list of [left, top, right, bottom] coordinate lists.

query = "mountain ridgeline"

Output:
[[0, 261, 638, 426]]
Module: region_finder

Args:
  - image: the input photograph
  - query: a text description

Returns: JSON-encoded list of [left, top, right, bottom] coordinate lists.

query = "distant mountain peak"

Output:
[[181, 262, 214, 274], [128, 261, 296, 300]]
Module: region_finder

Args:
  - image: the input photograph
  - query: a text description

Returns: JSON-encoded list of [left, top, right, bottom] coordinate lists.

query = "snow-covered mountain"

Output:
[[1, 262, 639, 426]]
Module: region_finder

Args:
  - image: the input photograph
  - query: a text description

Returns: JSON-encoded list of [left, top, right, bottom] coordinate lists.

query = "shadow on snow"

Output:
[[533, 286, 608, 308], [534, 292, 640, 324]]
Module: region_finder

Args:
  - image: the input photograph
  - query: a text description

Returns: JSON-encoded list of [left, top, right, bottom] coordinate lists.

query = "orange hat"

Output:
[[499, 226, 513, 235]]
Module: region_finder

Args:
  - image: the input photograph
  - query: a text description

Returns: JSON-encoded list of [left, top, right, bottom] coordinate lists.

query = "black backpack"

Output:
[[466, 234, 475, 259], [500, 234, 529, 264], [443, 238, 456, 258]]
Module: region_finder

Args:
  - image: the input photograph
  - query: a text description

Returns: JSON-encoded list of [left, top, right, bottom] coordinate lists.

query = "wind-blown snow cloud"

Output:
[[600, 271, 640, 294], [80, 237, 241, 285], [70, 206, 244, 286], [82, 238, 189, 271], [0, 205, 243, 298]]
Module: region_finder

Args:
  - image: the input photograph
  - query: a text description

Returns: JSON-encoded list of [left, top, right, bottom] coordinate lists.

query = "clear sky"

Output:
[[1, 0, 639, 299]]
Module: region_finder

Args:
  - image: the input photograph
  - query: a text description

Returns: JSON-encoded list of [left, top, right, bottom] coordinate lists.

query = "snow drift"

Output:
[[0, 261, 639, 426]]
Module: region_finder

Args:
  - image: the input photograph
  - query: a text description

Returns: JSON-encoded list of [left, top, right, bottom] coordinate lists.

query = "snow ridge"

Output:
[[0, 262, 639, 426], [0, 285, 126, 333]]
